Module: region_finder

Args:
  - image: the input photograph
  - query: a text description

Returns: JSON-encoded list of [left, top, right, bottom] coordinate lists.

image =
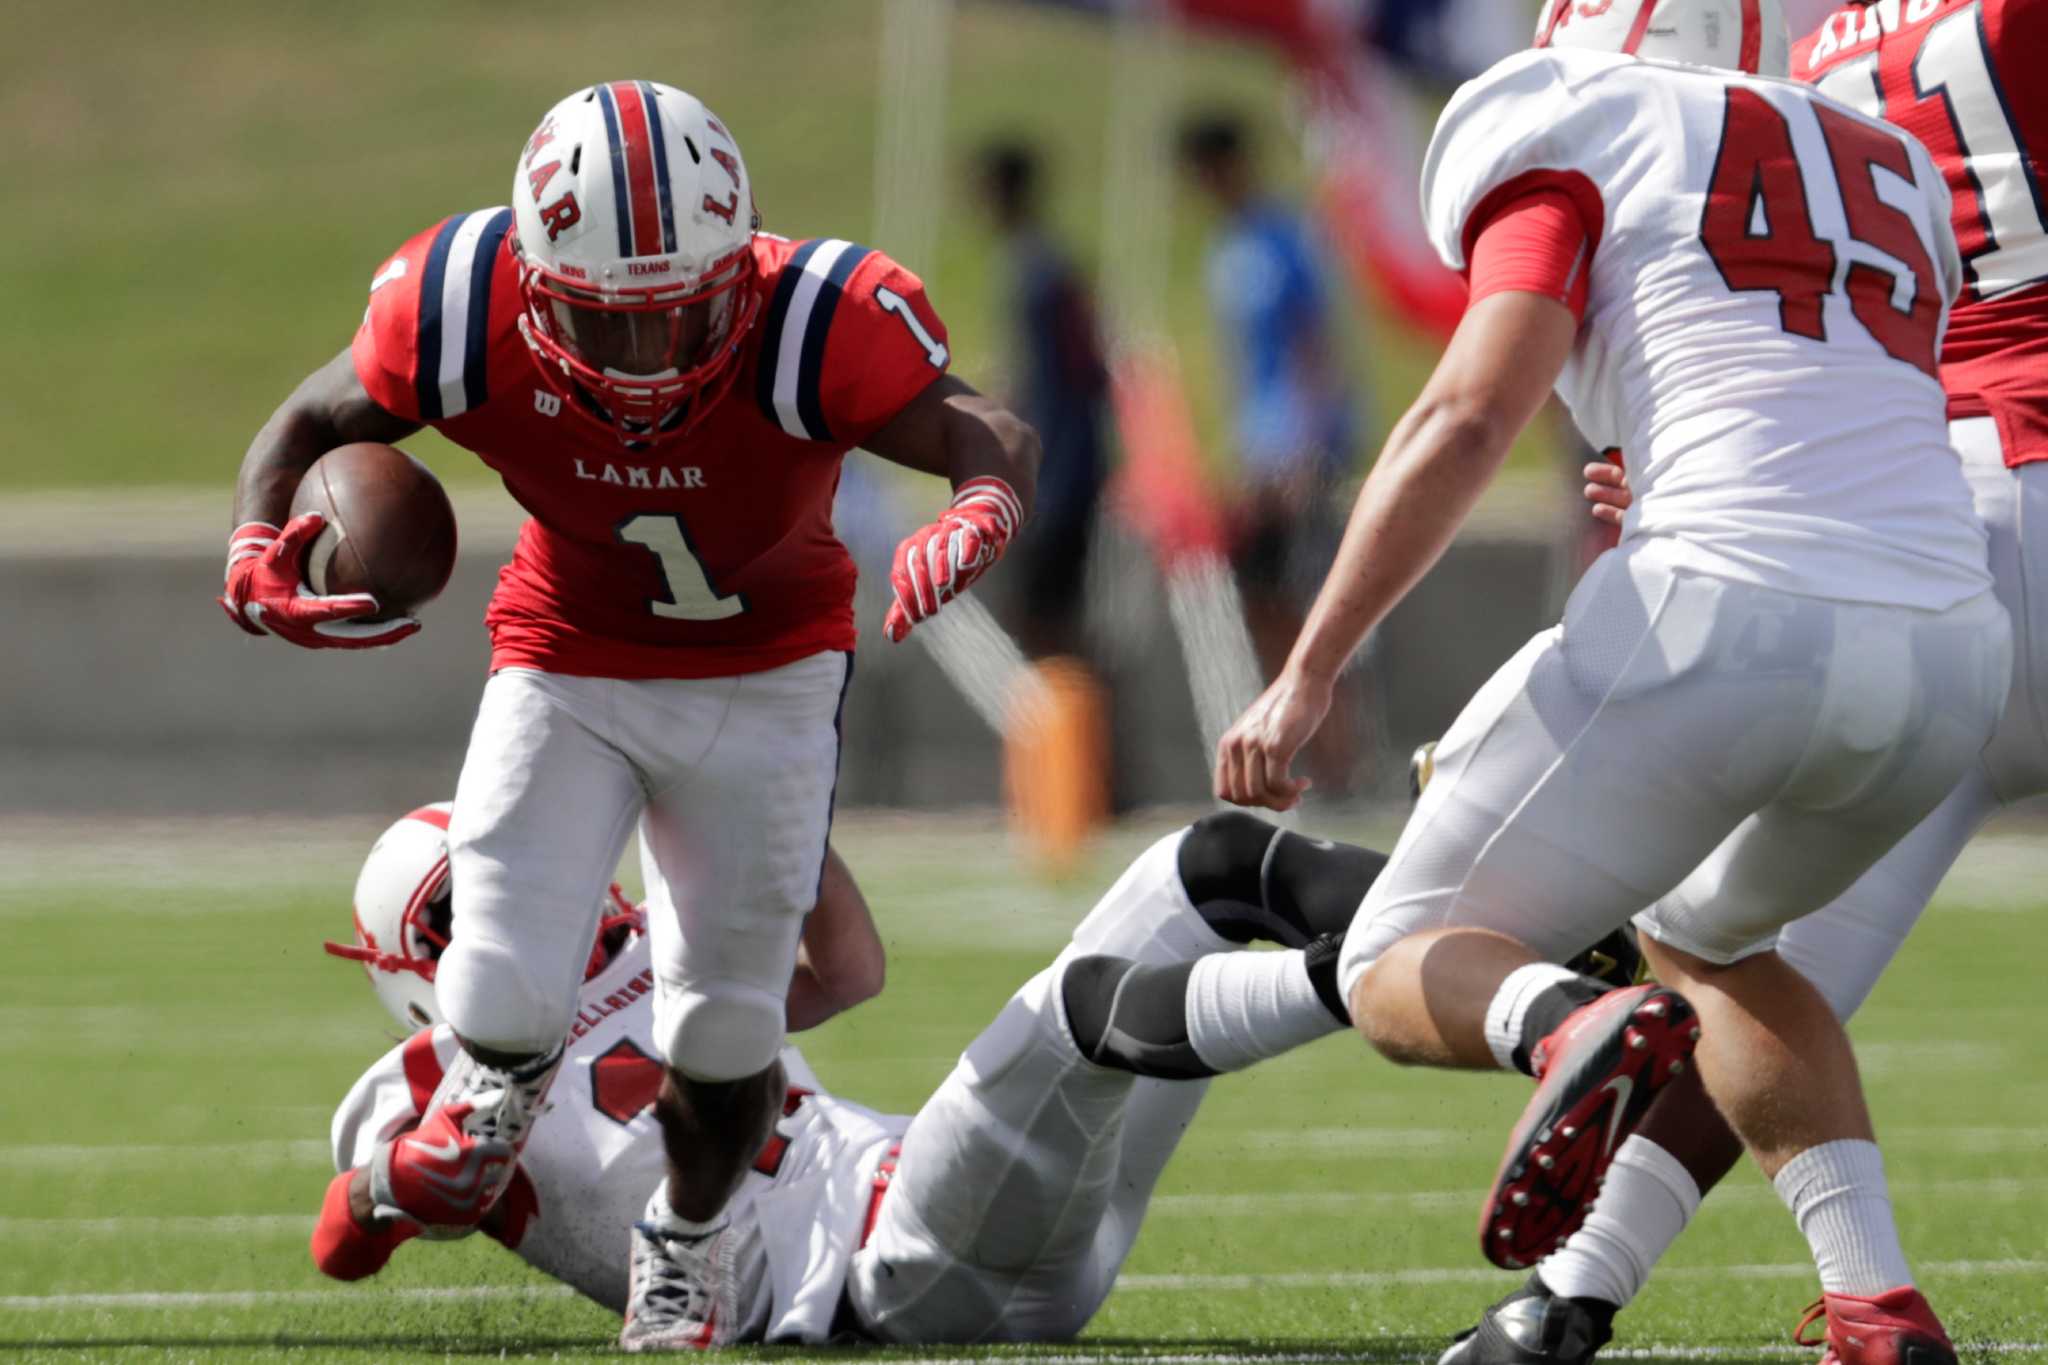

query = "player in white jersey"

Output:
[[1443, 2, 2048, 1360], [1212, 3, 2007, 1361], [316, 804, 1413, 1346]]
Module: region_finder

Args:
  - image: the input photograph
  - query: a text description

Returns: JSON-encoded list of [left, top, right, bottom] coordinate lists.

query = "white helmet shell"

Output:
[[1535, 0, 1790, 77], [327, 803, 647, 1034], [511, 81, 763, 439], [330, 804, 454, 1031]]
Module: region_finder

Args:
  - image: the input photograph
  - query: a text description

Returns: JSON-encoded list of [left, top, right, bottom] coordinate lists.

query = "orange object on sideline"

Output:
[[1004, 657, 1111, 876]]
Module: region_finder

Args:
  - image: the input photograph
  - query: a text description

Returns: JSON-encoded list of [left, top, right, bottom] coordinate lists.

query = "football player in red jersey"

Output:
[[219, 81, 1037, 1350], [1441, 3, 2048, 1362]]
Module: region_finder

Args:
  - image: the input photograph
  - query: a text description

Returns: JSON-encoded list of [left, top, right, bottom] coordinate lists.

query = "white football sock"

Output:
[[1773, 1139, 1913, 1296], [642, 1179, 728, 1236], [1184, 949, 1344, 1073], [1483, 962, 1583, 1073], [1537, 1135, 1701, 1306]]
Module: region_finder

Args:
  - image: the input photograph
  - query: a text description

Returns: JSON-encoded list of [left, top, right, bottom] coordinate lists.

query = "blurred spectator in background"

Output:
[[971, 140, 1112, 662], [1177, 108, 1368, 796]]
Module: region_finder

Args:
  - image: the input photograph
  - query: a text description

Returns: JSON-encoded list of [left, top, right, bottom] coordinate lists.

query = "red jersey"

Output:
[[1797, 0, 2048, 463], [353, 222, 950, 678]]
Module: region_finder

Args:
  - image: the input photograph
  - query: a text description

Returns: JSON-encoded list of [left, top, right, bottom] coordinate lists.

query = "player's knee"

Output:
[[436, 937, 574, 1055], [1176, 812, 1284, 944], [1059, 953, 1215, 1080], [1060, 953, 1130, 1058], [657, 981, 786, 1083], [1348, 958, 1408, 1063]]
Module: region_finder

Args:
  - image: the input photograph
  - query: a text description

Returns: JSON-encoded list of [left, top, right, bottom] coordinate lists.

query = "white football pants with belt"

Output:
[[1772, 416, 2048, 1017], [435, 651, 849, 1080], [1338, 532, 2009, 998]]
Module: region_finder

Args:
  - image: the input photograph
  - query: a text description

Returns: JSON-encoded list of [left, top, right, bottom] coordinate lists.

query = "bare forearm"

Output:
[[785, 847, 885, 1032], [1287, 292, 1578, 685], [234, 404, 340, 527], [233, 348, 420, 528], [784, 962, 847, 1033], [867, 376, 1041, 517], [1288, 401, 1514, 684], [947, 404, 1039, 513]]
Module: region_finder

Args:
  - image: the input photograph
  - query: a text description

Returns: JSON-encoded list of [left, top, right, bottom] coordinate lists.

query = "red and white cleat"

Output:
[[1480, 984, 1699, 1270], [385, 1045, 563, 1238], [368, 1102, 514, 1238], [1795, 1288, 1958, 1365]]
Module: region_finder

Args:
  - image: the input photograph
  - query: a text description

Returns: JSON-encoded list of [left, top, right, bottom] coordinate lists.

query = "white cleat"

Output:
[[619, 1188, 742, 1352]]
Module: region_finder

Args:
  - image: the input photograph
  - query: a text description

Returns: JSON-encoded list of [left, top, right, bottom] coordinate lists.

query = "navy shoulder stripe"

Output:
[[755, 239, 873, 442], [416, 208, 512, 421]]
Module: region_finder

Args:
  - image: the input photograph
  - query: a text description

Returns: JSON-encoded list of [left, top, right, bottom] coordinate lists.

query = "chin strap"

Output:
[[323, 939, 437, 980], [327, 883, 645, 982]]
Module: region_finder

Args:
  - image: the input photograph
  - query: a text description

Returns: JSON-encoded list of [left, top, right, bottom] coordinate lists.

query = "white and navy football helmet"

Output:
[[326, 803, 641, 1031], [510, 81, 762, 442], [1535, 0, 1790, 77]]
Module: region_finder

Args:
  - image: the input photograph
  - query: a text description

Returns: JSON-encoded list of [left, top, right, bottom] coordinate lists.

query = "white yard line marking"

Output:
[[1112, 1259, 2047, 1292], [9, 1174, 2037, 1240], [0, 1140, 328, 1167], [5, 1260, 2040, 1314], [1216, 1127, 1484, 1153], [0, 1215, 312, 1236], [0, 1285, 578, 1311], [1148, 1176, 2048, 1217]]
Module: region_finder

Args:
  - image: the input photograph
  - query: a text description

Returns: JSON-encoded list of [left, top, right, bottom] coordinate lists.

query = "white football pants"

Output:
[[435, 652, 850, 1079], [847, 830, 1232, 1344], [1772, 417, 2048, 1017], [1339, 534, 2009, 997]]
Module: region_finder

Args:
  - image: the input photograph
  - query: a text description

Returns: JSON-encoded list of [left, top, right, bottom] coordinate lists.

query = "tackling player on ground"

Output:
[[1448, 1, 2048, 1360], [1214, 3, 2008, 1362], [317, 804, 1426, 1343], [221, 81, 1038, 1350]]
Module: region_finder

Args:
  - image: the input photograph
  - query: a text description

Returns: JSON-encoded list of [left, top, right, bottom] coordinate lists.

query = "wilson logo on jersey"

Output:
[[412, 207, 514, 421]]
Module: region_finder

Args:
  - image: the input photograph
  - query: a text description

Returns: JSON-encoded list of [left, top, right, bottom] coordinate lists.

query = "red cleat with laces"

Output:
[[368, 1101, 515, 1237], [1480, 984, 1700, 1270], [1795, 1288, 1957, 1365]]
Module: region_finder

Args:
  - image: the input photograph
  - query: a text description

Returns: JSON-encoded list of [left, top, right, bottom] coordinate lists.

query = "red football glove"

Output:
[[883, 476, 1024, 643], [218, 513, 419, 649]]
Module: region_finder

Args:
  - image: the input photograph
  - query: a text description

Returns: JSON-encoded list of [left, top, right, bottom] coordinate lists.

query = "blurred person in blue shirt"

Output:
[[973, 140, 1112, 661], [1179, 109, 1367, 794]]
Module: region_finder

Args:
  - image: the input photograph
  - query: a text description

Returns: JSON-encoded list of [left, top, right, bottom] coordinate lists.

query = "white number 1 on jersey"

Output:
[[617, 514, 746, 621], [876, 286, 950, 368]]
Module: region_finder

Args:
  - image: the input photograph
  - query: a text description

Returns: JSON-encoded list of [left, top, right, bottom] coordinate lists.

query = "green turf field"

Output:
[[3, 811, 2043, 1363]]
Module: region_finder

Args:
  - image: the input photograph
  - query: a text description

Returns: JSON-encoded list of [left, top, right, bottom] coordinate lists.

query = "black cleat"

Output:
[[1440, 1274, 1615, 1365]]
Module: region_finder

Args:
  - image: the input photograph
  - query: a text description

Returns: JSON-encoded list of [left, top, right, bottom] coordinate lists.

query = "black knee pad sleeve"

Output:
[[1060, 954, 1218, 1081], [1176, 812, 1284, 942], [1263, 833, 1389, 942]]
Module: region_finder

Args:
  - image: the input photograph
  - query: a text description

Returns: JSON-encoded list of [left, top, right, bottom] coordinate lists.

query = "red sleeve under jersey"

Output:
[[1463, 173, 1604, 323], [751, 240, 951, 447], [352, 208, 518, 424]]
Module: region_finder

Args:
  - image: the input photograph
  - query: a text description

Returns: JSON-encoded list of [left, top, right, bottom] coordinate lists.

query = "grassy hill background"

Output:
[[0, 1, 1530, 495]]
